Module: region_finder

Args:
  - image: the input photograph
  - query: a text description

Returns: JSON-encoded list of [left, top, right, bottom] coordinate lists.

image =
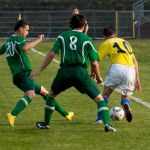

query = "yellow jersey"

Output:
[[98, 37, 135, 66]]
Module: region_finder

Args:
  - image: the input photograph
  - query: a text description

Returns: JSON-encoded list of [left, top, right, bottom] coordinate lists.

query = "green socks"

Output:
[[97, 100, 110, 125], [43, 94, 68, 117], [44, 96, 55, 125], [11, 95, 32, 116], [55, 101, 68, 117]]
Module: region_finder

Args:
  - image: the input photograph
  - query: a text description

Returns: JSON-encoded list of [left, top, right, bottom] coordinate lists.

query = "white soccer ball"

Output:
[[110, 106, 125, 121]]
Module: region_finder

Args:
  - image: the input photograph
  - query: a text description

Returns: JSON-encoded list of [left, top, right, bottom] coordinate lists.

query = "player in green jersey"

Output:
[[31, 14, 116, 132], [0, 20, 74, 127]]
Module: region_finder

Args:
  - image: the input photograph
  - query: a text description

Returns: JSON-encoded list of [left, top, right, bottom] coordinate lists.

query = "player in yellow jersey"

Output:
[[94, 26, 141, 123]]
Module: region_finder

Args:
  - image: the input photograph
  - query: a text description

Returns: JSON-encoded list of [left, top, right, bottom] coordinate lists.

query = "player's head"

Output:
[[103, 26, 116, 38], [72, 7, 80, 16], [70, 14, 86, 30], [14, 20, 29, 37]]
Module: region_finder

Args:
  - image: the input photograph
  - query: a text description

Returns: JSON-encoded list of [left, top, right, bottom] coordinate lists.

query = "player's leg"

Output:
[[36, 68, 74, 129], [74, 68, 116, 132], [7, 72, 35, 127], [43, 94, 73, 120], [95, 64, 121, 124], [85, 87, 116, 132], [95, 94, 116, 132], [37, 91, 74, 129], [121, 95, 132, 122], [11, 90, 34, 116], [35, 82, 72, 119], [94, 65, 120, 124], [7, 93, 33, 127], [36, 91, 56, 129], [94, 86, 113, 124], [36, 91, 71, 129], [120, 66, 135, 122], [94, 96, 108, 124], [88, 87, 116, 132]]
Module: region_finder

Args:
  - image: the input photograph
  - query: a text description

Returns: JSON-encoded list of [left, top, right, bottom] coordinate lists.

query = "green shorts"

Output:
[[51, 66, 100, 99], [13, 71, 41, 94]]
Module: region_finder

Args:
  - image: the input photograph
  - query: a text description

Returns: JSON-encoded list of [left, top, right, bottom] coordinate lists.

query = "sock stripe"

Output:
[[45, 105, 55, 110], [98, 107, 109, 112], [21, 98, 28, 106]]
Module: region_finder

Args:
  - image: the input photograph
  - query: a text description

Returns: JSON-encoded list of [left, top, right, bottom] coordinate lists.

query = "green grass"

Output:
[[0, 39, 150, 150]]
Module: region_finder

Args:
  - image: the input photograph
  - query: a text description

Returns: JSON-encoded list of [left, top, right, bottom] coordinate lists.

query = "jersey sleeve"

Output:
[[51, 37, 61, 53], [98, 42, 109, 61], [17, 36, 27, 50], [0, 43, 6, 55], [87, 40, 99, 62]]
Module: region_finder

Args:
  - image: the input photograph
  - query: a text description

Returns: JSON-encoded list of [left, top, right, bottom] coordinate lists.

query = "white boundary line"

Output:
[[31, 48, 60, 64], [32, 48, 150, 109], [114, 89, 150, 109]]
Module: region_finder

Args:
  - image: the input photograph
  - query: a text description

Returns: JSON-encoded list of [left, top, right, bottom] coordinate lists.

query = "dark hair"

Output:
[[103, 26, 116, 37], [72, 7, 79, 11], [69, 14, 86, 29], [14, 20, 29, 31]]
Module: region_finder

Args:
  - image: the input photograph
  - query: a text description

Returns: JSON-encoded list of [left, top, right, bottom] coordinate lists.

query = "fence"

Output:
[[0, 10, 149, 39]]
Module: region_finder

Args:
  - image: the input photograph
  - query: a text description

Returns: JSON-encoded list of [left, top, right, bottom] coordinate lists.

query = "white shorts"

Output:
[[104, 64, 136, 96]]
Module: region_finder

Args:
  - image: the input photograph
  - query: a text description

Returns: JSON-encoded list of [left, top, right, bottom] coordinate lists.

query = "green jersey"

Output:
[[51, 30, 99, 68], [0, 35, 32, 76]]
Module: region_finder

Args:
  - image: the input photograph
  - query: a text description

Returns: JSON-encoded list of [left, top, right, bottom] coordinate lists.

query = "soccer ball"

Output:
[[110, 106, 125, 121]]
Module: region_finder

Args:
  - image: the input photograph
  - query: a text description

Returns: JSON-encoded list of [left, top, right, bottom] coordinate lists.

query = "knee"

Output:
[[40, 86, 49, 96], [102, 95, 109, 103], [94, 94, 104, 103], [49, 90, 57, 98], [26, 91, 36, 100]]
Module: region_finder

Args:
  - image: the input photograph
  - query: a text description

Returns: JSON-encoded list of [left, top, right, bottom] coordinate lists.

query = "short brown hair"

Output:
[[103, 26, 115, 37], [14, 20, 29, 31], [70, 14, 86, 29]]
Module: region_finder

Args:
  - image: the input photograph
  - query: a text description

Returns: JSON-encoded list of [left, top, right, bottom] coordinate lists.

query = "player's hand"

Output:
[[91, 73, 98, 83], [91, 73, 104, 85], [91, 72, 96, 80], [134, 79, 142, 92], [96, 76, 104, 85], [30, 70, 42, 79], [39, 34, 45, 41]]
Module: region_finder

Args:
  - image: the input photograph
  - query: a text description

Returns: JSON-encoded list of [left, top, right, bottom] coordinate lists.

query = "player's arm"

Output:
[[91, 41, 108, 83], [132, 56, 141, 92], [87, 40, 103, 83], [91, 61, 103, 84], [31, 36, 60, 78], [31, 51, 55, 78], [0, 44, 6, 55], [83, 21, 89, 34], [39, 51, 55, 72], [22, 34, 44, 51]]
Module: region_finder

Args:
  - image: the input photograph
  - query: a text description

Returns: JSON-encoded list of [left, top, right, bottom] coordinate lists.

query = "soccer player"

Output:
[[0, 20, 73, 127], [72, 7, 89, 34], [94, 26, 141, 124], [72, 7, 80, 16], [31, 14, 116, 132]]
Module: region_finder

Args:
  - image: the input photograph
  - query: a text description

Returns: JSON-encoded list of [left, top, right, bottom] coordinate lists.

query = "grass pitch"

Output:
[[0, 39, 149, 150]]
